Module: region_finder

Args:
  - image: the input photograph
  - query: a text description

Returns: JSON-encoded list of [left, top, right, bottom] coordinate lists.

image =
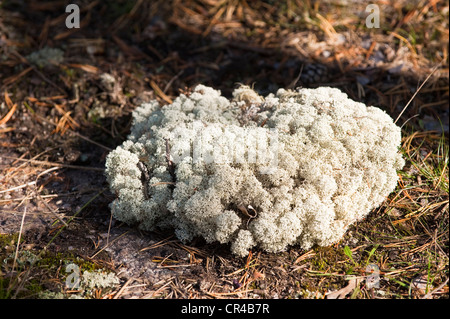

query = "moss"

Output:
[[0, 233, 23, 262], [0, 233, 20, 249], [36, 251, 103, 273], [16, 278, 45, 298], [1, 234, 28, 272], [0, 245, 112, 299], [312, 246, 346, 268]]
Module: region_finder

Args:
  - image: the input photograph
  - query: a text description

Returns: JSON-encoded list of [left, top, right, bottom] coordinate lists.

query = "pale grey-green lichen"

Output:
[[105, 85, 404, 257], [37, 269, 120, 299], [81, 270, 120, 290], [25, 46, 64, 68]]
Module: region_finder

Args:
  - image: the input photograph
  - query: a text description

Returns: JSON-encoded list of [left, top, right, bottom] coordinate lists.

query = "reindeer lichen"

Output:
[[105, 85, 404, 256]]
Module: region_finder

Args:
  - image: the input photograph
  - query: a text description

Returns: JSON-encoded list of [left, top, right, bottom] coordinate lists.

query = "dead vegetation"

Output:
[[0, 0, 448, 299]]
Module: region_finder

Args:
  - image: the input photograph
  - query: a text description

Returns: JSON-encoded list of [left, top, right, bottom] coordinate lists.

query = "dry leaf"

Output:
[[326, 277, 362, 299], [252, 270, 265, 281], [411, 276, 431, 296]]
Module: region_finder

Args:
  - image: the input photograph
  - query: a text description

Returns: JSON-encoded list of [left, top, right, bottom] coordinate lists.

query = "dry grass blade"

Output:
[[143, 278, 174, 298], [0, 91, 17, 125], [389, 31, 418, 57], [394, 61, 443, 124], [52, 104, 80, 135], [173, 241, 207, 259], [1, 166, 60, 196], [30, 111, 112, 151], [0, 181, 36, 194], [89, 230, 130, 259], [66, 63, 99, 74], [11, 205, 27, 273], [1, 155, 105, 172], [139, 236, 176, 252], [294, 249, 315, 264], [43, 189, 106, 250], [149, 80, 173, 104], [112, 277, 134, 299], [421, 278, 449, 299], [205, 288, 254, 298], [286, 64, 304, 90], [316, 12, 337, 37], [2, 66, 33, 86], [35, 188, 68, 227], [203, 4, 226, 36]]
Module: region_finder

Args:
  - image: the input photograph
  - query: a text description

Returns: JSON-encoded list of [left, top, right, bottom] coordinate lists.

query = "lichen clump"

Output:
[[105, 85, 404, 257], [25, 46, 64, 68]]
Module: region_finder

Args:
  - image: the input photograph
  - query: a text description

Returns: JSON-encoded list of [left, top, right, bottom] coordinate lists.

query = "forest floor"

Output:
[[0, 0, 448, 299]]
